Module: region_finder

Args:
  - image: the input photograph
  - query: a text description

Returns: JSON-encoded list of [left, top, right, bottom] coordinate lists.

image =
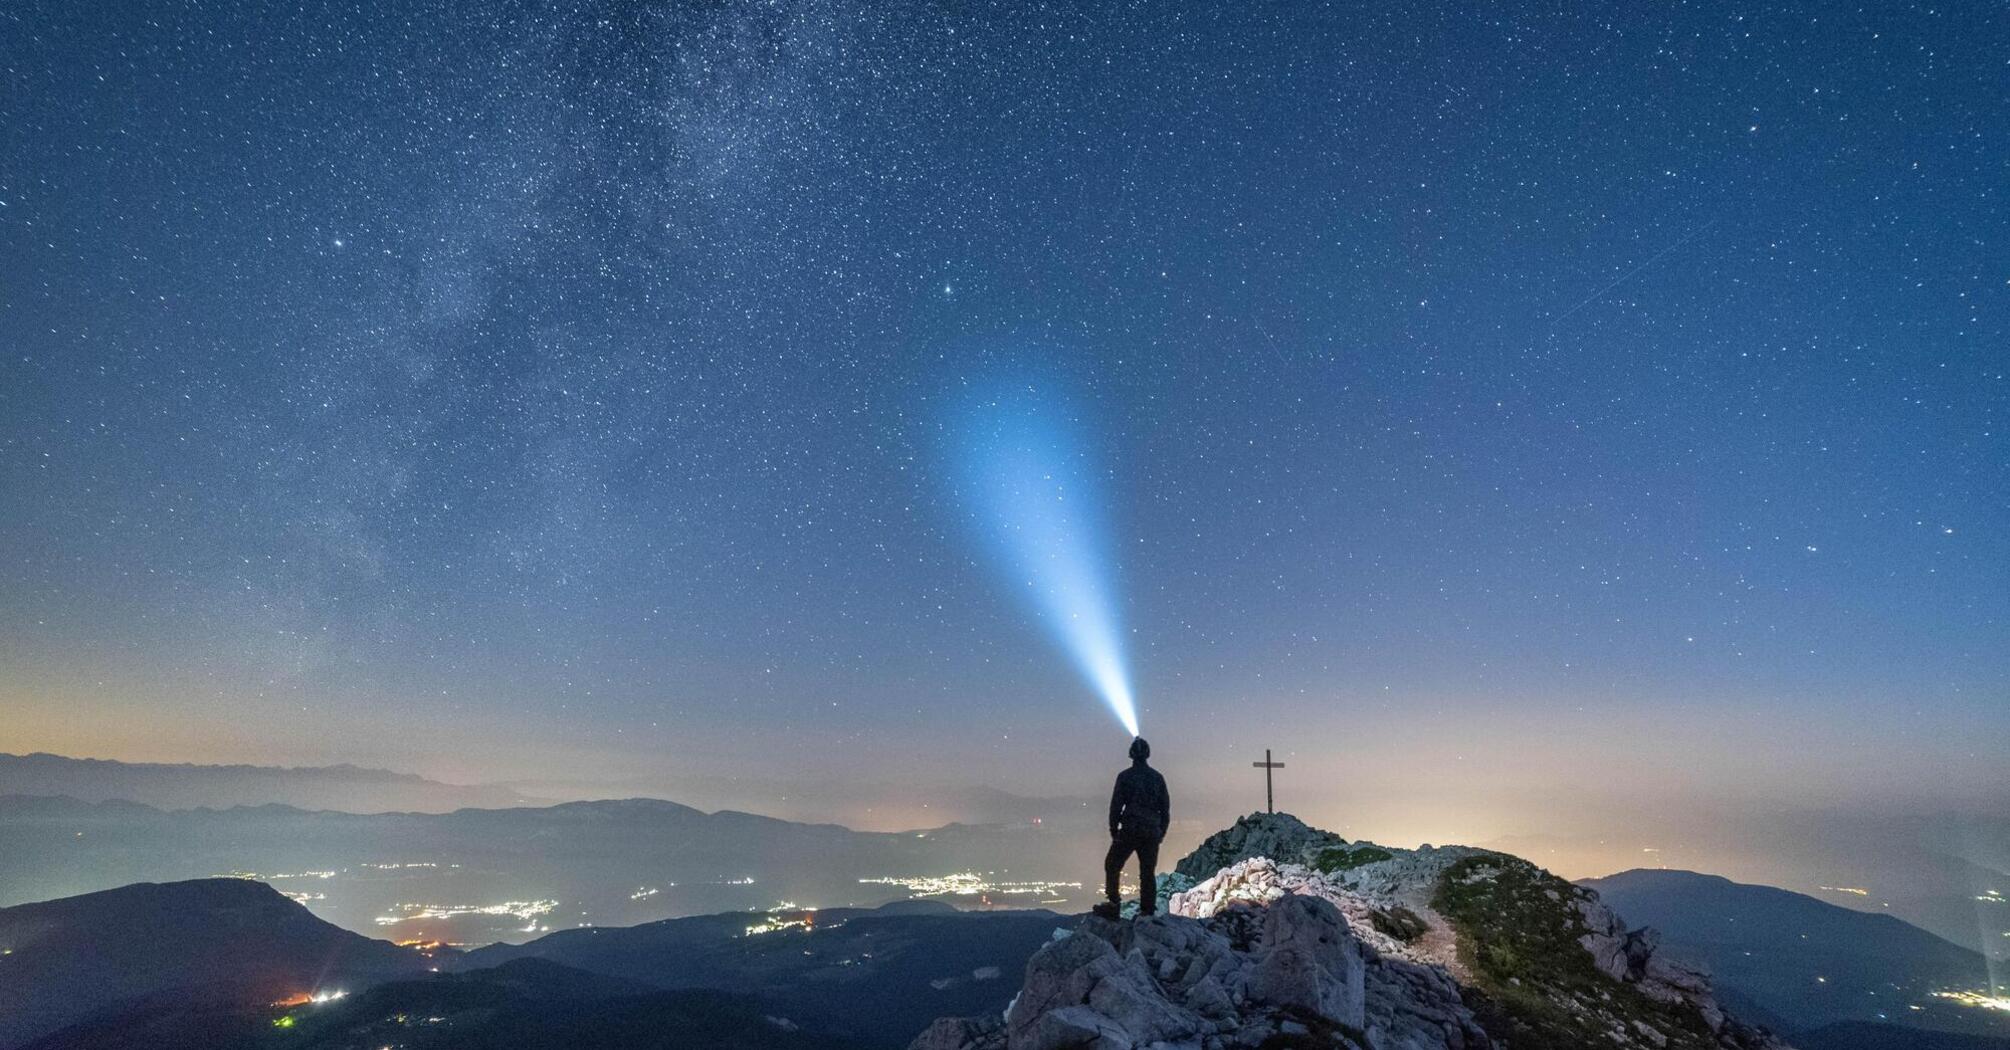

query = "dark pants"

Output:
[[1103, 835, 1160, 912]]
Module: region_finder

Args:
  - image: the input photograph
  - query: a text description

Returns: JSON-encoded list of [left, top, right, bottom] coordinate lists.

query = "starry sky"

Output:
[[2, 2, 2003, 847]]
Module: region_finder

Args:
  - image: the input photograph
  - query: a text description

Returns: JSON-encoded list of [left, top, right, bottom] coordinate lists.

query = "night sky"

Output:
[[2, 2, 2003, 849]]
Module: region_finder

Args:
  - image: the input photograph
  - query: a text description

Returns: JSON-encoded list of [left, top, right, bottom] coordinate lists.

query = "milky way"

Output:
[[1, 3, 2002, 830]]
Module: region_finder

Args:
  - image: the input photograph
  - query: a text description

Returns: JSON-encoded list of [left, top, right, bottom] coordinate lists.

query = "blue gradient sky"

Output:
[[1, 2, 2003, 842]]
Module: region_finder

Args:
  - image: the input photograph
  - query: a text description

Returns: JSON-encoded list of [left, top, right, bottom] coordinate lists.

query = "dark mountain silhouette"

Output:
[[0, 879, 433, 1050], [23, 957, 860, 1050], [0, 752, 543, 814], [7, 886, 1052, 1050], [1580, 869, 2006, 1041], [1488, 808, 2010, 961], [457, 899, 1063, 1047]]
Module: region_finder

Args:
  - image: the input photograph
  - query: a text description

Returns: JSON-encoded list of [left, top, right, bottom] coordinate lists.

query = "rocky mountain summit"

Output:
[[912, 812, 1791, 1050], [1169, 812, 1351, 882]]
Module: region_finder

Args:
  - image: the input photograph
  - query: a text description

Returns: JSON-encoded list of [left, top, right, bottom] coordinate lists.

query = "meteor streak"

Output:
[[954, 379, 1139, 736]]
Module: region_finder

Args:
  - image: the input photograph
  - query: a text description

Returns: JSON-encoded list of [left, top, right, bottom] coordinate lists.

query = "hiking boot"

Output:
[[1090, 901, 1121, 919]]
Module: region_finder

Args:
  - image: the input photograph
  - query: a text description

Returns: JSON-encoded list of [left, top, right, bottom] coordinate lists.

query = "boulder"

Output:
[[1246, 894, 1365, 1027], [1575, 896, 1724, 1030], [913, 892, 1437, 1050], [1005, 918, 1205, 1049]]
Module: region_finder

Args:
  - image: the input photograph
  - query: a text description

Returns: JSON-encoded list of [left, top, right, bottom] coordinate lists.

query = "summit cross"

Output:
[[1252, 749, 1285, 814]]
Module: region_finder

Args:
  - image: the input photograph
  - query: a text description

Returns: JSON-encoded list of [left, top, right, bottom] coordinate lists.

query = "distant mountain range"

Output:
[[1580, 869, 2009, 1043], [7, 824, 2010, 1050], [0, 752, 545, 813], [1488, 807, 2010, 962], [0, 793, 1100, 942], [0, 752, 1106, 832], [6, 751, 2004, 1050], [0, 877, 1052, 1050]]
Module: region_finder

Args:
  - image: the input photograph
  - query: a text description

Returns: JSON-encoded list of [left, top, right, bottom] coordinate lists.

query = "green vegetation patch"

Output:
[[1310, 845, 1392, 873], [1430, 854, 1720, 1050]]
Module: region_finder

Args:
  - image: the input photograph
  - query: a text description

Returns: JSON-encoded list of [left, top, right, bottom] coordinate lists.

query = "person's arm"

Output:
[[1109, 774, 1125, 836], [1159, 775, 1171, 836]]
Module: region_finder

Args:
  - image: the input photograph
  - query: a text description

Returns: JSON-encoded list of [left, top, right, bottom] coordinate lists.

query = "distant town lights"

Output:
[[1932, 990, 2010, 1013], [860, 872, 1082, 897], [745, 913, 814, 937], [375, 899, 557, 925]]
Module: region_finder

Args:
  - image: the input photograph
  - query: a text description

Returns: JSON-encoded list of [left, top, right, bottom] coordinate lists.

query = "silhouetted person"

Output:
[[1097, 736, 1170, 918]]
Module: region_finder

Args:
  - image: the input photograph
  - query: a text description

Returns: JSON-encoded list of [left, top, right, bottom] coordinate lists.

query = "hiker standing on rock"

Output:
[[1096, 737, 1170, 918]]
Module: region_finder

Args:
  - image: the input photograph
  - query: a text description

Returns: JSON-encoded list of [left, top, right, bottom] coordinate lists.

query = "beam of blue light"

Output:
[[953, 381, 1138, 737]]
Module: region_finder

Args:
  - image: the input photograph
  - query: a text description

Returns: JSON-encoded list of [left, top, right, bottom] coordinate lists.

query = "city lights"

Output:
[[859, 872, 1082, 898]]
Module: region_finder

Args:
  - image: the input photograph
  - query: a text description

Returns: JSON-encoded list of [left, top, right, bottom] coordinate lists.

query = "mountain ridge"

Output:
[[1580, 868, 2005, 1040], [0, 878, 435, 1050], [6, 811, 2000, 1049], [0, 791, 1101, 941], [0, 752, 544, 814]]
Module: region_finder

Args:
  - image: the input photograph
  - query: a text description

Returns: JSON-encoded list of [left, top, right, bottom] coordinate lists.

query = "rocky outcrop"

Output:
[[1431, 853, 1792, 1050], [912, 813, 1794, 1050], [1579, 897, 1722, 1029], [911, 892, 1397, 1050], [1171, 858, 1438, 964], [1172, 811, 1348, 882], [1169, 859, 1492, 1050]]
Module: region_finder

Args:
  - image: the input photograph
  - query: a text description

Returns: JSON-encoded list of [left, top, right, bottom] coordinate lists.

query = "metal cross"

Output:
[[1252, 749, 1285, 813]]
